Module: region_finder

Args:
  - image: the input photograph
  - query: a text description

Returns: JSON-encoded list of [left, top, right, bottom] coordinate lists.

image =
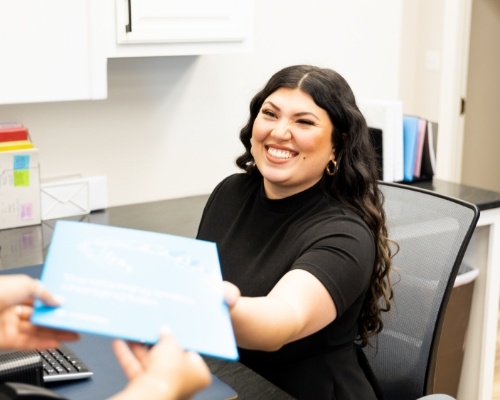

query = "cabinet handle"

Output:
[[460, 97, 466, 116], [125, 0, 132, 33]]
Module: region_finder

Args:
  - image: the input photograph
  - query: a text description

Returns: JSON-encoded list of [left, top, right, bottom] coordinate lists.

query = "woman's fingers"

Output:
[[112, 340, 145, 380]]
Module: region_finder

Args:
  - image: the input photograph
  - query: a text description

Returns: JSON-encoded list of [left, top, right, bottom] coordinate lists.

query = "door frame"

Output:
[[436, 0, 472, 182]]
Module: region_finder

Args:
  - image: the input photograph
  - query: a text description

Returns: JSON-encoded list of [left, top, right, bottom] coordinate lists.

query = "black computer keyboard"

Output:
[[38, 344, 93, 383]]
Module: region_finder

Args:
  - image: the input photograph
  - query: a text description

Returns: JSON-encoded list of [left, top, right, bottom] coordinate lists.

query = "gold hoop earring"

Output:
[[325, 160, 337, 176]]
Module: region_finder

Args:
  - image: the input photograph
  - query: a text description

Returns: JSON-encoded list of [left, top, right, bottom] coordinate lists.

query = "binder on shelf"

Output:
[[413, 117, 428, 178], [403, 115, 420, 182], [420, 120, 438, 178], [358, 99, 404, 182]]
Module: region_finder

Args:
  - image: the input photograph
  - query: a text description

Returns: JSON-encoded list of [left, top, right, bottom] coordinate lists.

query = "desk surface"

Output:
[[409, 178, 500, 211], [4, 179, 500, 270], [0, 195, 210, 270]]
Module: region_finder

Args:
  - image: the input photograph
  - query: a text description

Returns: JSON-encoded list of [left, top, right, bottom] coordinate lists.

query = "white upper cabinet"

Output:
[[0, 1, 252, 104], [0, 0, 107, 105], [108, 0, 253, 57]]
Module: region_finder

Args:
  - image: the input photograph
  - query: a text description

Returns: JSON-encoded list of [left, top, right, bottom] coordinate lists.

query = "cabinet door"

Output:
[[0, 0, 107, 104], [109, 0, 253, 57]]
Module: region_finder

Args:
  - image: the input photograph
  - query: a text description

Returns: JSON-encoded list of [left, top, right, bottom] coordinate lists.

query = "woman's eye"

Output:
[[297, 119, 314, 126], [262, 109, 276, 118]]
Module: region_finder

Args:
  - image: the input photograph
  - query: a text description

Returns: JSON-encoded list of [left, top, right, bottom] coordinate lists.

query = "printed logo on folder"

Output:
[[31, 220, 238, 361]]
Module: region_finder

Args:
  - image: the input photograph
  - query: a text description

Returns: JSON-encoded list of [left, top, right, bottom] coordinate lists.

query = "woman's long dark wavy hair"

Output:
[[235, 65, 394, 347]]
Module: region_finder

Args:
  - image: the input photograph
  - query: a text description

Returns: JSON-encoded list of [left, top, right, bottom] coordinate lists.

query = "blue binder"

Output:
[[403, 115, 420, 181]]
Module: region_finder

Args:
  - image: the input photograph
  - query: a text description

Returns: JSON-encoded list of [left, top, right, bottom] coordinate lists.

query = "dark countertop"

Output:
[[0, 195, 210, 270], [406, 178, 500, 211], [3, 181, 500, 270]]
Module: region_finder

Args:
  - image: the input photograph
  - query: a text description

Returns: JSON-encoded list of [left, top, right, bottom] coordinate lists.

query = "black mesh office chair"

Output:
[[362, 182, 480, 400]]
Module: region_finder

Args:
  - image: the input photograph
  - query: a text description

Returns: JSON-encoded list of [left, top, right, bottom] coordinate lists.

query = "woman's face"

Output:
[[251, 87, 335, 199]]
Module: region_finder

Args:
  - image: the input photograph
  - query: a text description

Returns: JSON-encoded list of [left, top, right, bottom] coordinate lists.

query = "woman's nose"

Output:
[[271, 120, 292, 140]]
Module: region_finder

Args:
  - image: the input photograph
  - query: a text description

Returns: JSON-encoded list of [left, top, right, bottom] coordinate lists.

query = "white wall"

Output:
[[0, 1, 403, 207], [399, 0, 444, 123]]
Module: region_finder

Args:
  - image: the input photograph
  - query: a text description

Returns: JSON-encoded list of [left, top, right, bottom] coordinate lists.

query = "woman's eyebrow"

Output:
[[262, 100, 279, 109], [295, 111, 320, 120], [262, 101, 319, 120]]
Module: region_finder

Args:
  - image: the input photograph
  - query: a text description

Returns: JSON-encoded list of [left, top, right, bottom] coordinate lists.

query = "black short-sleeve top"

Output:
[[197, 173, 377, 400]]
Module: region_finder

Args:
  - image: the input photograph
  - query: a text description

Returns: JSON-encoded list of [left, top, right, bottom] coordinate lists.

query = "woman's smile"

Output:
[[266, 145, 298, 160]]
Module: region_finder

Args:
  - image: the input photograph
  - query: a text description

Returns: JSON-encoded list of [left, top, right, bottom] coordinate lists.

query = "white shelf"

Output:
[[458, 207, 500, 399]]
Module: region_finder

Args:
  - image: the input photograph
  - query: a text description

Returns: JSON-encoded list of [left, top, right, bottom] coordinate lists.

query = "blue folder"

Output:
[[31, 220, 238, 362]]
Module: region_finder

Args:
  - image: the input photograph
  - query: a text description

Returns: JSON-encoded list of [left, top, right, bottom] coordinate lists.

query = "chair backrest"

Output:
[[362, 182, 479, 400]]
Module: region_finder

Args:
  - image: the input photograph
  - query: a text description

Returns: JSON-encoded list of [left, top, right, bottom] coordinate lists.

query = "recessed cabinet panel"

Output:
[[0, 0, 107, 105], [109, 0, 253, 57]]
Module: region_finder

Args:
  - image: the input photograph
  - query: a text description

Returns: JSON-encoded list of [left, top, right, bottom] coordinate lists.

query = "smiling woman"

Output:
[[196, 65, 395, 400]]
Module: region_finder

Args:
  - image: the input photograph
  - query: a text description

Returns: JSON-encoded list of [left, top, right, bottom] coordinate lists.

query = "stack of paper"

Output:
[[0, 123, 33, 151], [0, 122, 41, 229]]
